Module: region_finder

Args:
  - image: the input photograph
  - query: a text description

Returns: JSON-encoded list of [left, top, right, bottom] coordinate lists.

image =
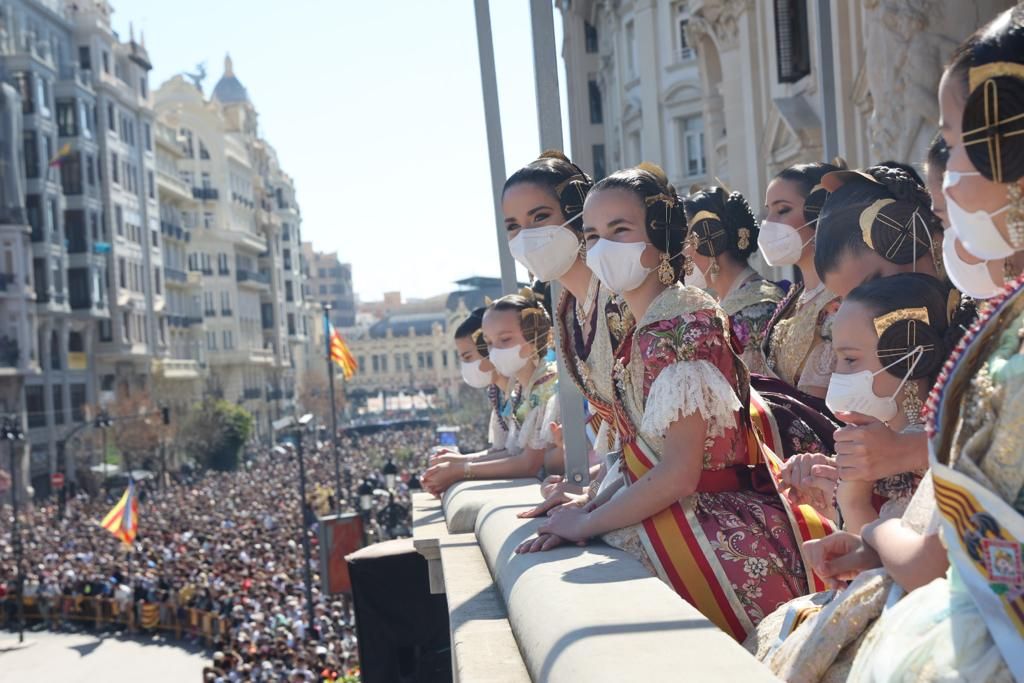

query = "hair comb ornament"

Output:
[[873, 307, 930, 338], [555, 173, 592, 216], [737, 228, 751, 250], [962, 64, 1024, 184]]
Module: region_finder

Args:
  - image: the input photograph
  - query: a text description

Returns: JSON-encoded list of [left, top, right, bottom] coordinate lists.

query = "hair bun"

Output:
[[866, 166, 926, 205], [962, 75, 1024, 183], [538, 149, 571, 163], [636, 162, 670, 186]]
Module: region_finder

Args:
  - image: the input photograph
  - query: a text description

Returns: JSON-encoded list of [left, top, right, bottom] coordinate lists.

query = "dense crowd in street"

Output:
[[0, 420, 487, 682]]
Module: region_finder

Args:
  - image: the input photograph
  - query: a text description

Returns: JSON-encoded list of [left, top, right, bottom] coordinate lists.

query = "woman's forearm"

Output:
[[583, 457, 693, 538], [474, 447, 509, 463], [468, 448, 546, 480]]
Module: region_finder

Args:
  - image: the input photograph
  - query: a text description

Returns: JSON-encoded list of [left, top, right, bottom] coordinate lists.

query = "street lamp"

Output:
[[357, 479, 373, 545], [2, 415, 26, 643], [382, 459, 397, 491]]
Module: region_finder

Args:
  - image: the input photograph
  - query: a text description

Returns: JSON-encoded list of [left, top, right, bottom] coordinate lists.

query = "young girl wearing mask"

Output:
[[422, 291, 560, 495], [501, 151, 633, 516], [749, 273, 962, 681], [682, 186, 785, 374], [522, 164, 814, 641], [429, 307, 514, 468]]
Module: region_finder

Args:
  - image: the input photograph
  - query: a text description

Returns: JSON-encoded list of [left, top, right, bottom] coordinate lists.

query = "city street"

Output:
[[0, 631, 205, 681]]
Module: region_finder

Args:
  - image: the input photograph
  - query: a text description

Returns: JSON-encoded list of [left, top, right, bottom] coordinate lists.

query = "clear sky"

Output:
[[110, 0, 567, 302]]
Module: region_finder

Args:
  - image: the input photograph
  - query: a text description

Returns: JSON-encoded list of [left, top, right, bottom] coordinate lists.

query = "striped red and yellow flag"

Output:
[[328, 323, 357, 380], [99, 479, 139, 546]]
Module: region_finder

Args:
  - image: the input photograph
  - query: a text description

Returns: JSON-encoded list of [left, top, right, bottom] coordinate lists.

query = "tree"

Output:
[[297, 369, 345, 427], [180, 399, 253, 472], [101, 391, 169, 472]]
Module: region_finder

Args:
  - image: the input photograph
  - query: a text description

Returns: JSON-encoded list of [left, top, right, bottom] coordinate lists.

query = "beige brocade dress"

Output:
[[765, 282, 840, 396]]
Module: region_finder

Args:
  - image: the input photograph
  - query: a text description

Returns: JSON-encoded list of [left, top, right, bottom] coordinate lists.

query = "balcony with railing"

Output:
[[241, 387, 261, 400], [191, 187, 219, 201], [236, 269, 270, 289], [165, 267, 188, 284]]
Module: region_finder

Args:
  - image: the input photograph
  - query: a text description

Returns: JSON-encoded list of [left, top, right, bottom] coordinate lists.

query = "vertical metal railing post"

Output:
[[529, 0, 589, 487], [817, 0, 838, 162]]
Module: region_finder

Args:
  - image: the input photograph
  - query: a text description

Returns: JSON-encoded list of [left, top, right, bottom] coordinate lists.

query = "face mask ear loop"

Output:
[[561, 211, 584, 230], [877, 345, 925, 398]]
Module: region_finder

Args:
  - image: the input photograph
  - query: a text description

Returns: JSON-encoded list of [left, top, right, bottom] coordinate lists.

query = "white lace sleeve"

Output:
[[488, 409, 507, 450], [532, 393, 561, 450], [901, 470, 939, 535], [641, 360, 741, 440]]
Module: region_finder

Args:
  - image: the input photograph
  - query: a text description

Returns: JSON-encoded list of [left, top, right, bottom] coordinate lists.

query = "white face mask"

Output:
[[459, 358, 493, 389], [488, 344, 530, 378], [942, 232, 1003, 300], [585, 238, 653, 294], [825, 346, 923, 423], [507, 215, 582, 282], [758, 219, 815, 267], [943, 169, 1013, 259], [685, 260, 712, 290]]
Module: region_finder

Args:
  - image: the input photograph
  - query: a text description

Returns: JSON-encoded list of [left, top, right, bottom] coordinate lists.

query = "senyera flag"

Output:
[[99, 479, 139, 546], [328, 322, 357, 380]]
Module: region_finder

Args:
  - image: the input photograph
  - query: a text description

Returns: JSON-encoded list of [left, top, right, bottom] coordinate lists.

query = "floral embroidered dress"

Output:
[[603, 283, 810, 641], [719, 267, 785, 375], [556, 275, 633, 463], [847, 277, 1024, 682], [764, 281, 840, 396], [504, 361, 559, 456]]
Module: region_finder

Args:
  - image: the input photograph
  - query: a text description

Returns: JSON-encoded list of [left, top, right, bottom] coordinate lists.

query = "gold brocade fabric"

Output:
[[766, 284, 840, 394], [720, 276, 785, 376]]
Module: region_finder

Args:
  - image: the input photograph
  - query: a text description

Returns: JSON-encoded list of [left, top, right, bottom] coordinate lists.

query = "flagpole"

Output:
[[323, 306, 343, 511]]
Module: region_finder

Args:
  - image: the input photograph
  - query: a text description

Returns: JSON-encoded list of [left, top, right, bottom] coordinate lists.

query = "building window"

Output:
[[154, 267, 161, 295], [118, 257, 127, 288], [101, 51, 110, 74], [53, 385, 64, 425], [285, 280, 293, 302], [207, 331, 217, 350], [592, 144, 607, 180], [217, 253, 229, 275], [61, 154, 83, 196], [139, 76, 148, 99], [222, 330, 233, 349], [679, 116, 706, 177], [625, 20, 637, 79], [111, 152, 119, 184], [677, 19, 694, 62], [36, 77, 51, 118], [147, 170, 155, 199], [144, 123, 152, 151], [180, 128, 194, 157], [122, 311, 132, 342], [115, 205, 124, 236], [588, 80, 603, 124], [22, 131, 39, 179], [78, 46, 91, 71], [287, 313, 295, 335], [57, 100, 78, 137], [26, 386, 45, 429], [774, 0, 811, 83], [107, 102, 116, 132], [584, 21, 599, 53], [99, 320, 112, 342], [199, 140, 210, 160], [15, 73, 34, 114]]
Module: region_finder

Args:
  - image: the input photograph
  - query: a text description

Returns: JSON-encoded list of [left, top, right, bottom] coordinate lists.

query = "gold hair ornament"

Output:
[[859, 200, 929, 261], [968, 61, 1024, 94], [962, 75, 1024, 184], [737, 228, 751, 250], [873, 307, 930, 338]]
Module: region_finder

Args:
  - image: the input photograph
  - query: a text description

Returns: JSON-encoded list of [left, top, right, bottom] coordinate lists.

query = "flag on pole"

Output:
[[327, 322, 357, 380], [48, 142, 73, 167], [99, 479, 139, 546]]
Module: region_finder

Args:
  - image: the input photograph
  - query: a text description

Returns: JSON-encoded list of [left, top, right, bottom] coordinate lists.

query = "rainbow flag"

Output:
[[327, 322, 357, 380], [99, 479, 139, 546]]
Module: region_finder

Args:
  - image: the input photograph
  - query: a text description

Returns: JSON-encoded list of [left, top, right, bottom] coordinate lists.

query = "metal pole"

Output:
[[323, 306, 343, 509], [529, 0, 590, 487], [474, 0, 517, 294], [296, 429, 316, 631], [9, 433, 23, 643], [816, 0, 838, 162], [56, 439, 65, 520]]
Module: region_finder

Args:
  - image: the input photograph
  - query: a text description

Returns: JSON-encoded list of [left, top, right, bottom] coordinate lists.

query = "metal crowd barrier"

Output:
[[0, 595, 232, 646]]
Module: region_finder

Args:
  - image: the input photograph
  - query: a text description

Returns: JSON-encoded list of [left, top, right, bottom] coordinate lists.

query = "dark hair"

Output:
[[946, 6, 1024, 183], [454, 306, 488, 357], [814, 165, 941, 277], [683, 186, 758, 264], [775, 160, 845, 224], [845, 273, 960, 383], [590, 163, 688, 281], [925, 132, 949, 176], [502, 150, 593, 233], [487, 292, 553, 353], [876, 161, 926, 188]]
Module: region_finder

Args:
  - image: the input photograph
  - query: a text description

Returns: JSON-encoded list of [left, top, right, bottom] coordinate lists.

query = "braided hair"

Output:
[[683, 186, 759, 266], [845, 273, 966, 385], [815, 165, 942, 277], [589, 163, 689, 281], [503, 150, 594, 233]]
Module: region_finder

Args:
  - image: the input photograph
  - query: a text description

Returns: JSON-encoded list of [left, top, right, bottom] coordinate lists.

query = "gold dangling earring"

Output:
[[709, 257, 720, 277], [657, 252, 675, 285], [1007, 183, 1024, 249], [901, 380, 923, 425], [577, 238, 587, 261]]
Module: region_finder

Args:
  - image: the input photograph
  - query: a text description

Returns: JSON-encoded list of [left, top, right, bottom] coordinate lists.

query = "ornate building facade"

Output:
[[559, 0, 1013, 210]]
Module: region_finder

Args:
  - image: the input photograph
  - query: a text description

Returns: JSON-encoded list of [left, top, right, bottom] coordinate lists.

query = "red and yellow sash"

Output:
[[619, 434, 751, 640], [747, 388, 835, 593]]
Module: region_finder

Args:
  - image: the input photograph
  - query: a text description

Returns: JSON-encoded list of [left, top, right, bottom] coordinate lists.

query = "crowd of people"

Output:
[[421, 6, 1024, 680], [0, 422, 480, 682]]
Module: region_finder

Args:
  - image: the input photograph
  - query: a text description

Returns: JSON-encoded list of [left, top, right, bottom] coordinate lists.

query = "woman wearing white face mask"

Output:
[[427, 307, 514, 472], [422, 289, 559, 495], [748, 273, 964, 681], [682, 186, 785, 375], [760, 162, 845, 400], [521, 163, 818, 643], [501, 151, 634, 519]]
